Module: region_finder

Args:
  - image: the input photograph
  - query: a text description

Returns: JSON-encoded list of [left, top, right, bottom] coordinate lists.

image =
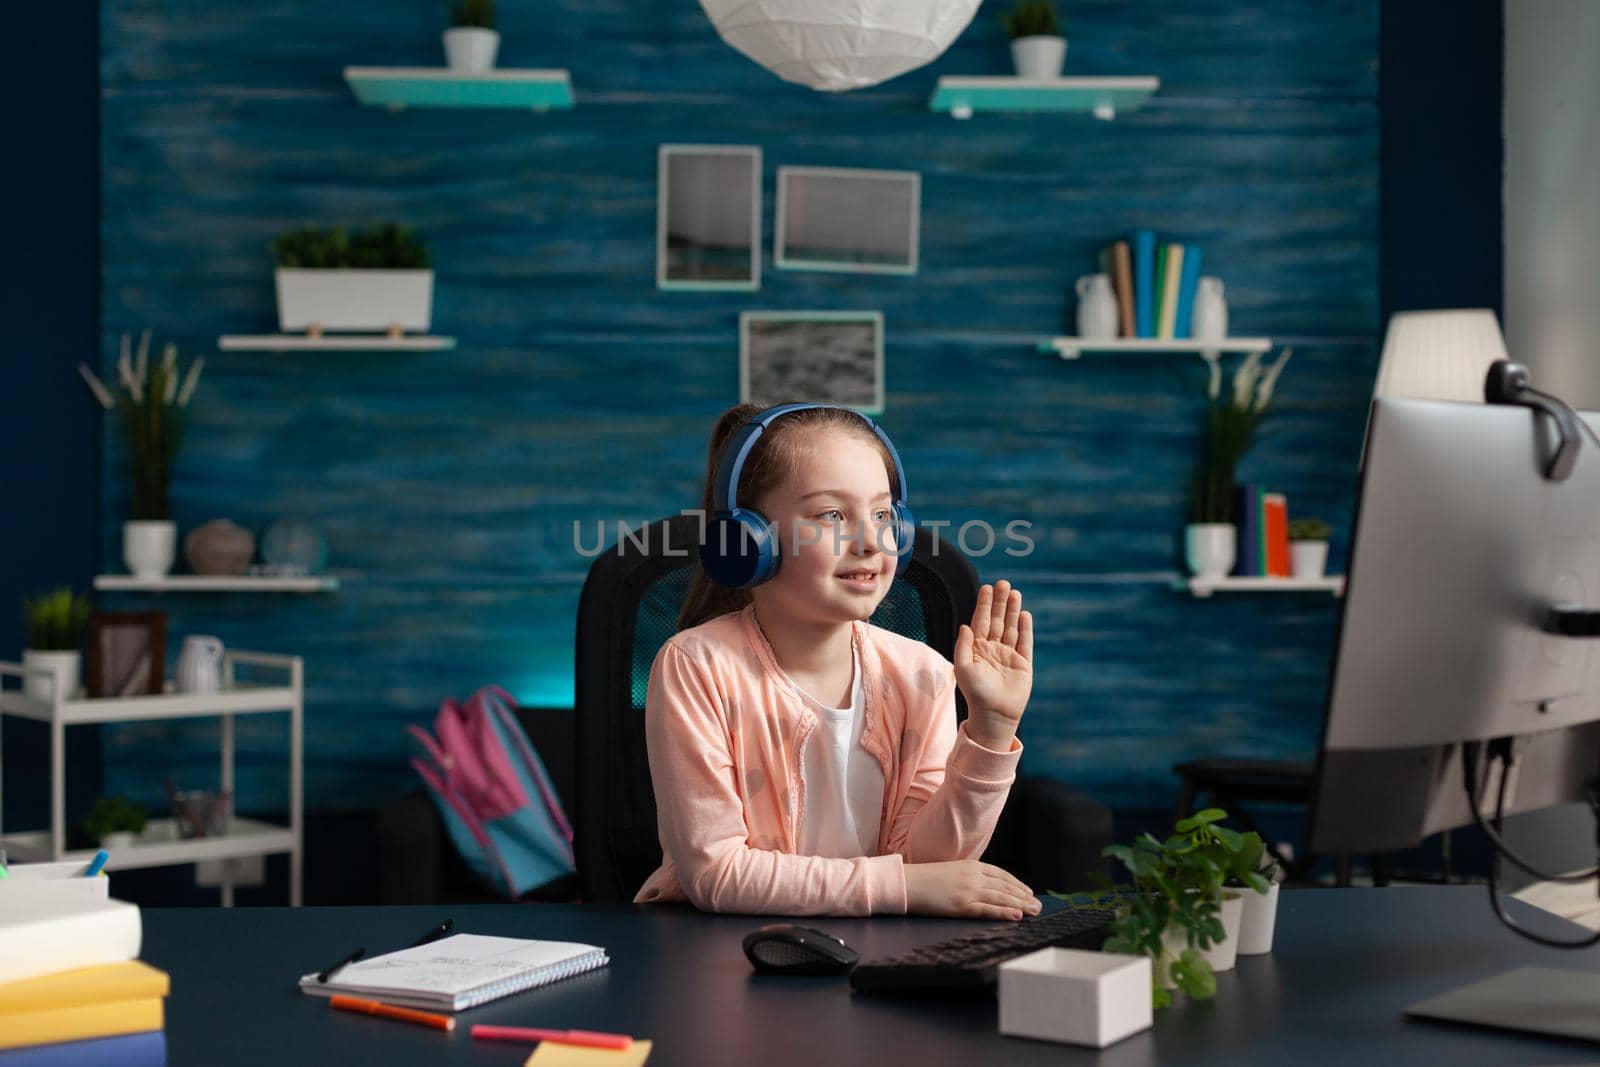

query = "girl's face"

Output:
[[754, 431, 897, 626]]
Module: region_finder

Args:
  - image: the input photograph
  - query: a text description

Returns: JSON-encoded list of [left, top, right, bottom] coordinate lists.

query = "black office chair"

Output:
[[573, 513, 1113, 904]]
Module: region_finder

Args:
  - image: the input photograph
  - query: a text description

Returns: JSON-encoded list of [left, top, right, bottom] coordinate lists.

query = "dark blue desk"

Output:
[[141, 887, 1600, 1066]]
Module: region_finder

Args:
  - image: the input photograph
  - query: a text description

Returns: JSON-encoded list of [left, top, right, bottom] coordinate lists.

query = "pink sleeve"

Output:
[[883, 664, 1023, 865], [645, 643, 906, 916]]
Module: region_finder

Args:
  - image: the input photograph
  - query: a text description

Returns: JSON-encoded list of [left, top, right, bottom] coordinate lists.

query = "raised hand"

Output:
[[953, 580, 1033, 751]]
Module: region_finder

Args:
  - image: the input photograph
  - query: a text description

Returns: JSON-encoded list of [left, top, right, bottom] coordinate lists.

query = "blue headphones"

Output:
[[699, 403, 916, 589]]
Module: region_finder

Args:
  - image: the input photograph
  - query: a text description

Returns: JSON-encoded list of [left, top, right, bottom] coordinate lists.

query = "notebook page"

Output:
[[297, 934, 606, 1008]]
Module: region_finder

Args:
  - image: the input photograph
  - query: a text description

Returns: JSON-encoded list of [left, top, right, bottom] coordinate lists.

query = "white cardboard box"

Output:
[[999, 947, 1152, 1048]]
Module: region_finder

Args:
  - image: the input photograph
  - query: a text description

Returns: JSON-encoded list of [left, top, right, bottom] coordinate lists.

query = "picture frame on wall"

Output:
[[740, 311, 885, 415], [775, 167, 920, 275], [657, 144, 762, 291], [85, 611, 167, 698]]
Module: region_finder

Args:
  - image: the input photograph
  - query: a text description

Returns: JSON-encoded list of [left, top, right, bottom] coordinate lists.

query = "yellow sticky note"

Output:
[[525, 1038, 652, 1067]]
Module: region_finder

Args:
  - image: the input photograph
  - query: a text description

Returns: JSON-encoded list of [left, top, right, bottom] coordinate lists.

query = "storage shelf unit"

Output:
[[344, 67, 574, 111], [930, 76, 1159, 120], [1179, 576, 1346, 598], [1039, 337, 1275, 360], [0, 651, 304, 906], [94, 575, 340, 594], [218, 335, 456, 352]]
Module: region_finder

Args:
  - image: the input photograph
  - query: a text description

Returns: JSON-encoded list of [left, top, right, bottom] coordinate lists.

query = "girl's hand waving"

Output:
[[953, 580, 1033, 751]]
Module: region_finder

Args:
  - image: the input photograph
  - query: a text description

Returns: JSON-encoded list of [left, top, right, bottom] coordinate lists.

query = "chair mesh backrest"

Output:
[[575, 513, 979, 902]]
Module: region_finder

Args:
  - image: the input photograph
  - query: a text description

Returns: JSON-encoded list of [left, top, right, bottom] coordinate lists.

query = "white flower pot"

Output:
[[1011, 35, 1067, 78], [443, 27, 500, 72], [274, 269, 434, 334], [22, 649, 81, 703], [1157, 890, 1245, 987], [1291, 540, 1329, 579], [123, 520, 177, 580], [101, 831, 139, 850], [1185, 523, 1237, 579], [1237, 880, 1280, 956]]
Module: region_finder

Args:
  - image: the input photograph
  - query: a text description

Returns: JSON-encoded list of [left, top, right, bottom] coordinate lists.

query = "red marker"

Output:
[[471, 1024, 633, 1050]]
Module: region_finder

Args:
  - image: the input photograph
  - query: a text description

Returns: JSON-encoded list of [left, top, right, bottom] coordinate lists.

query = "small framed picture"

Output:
[[775, 167, 920, 275], [740, 311, 885, 415], [86, 612, 167, 698], [657, 144, 761, 290]]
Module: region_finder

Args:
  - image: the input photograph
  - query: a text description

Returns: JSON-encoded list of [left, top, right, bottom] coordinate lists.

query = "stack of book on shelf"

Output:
[[1233, 484, 1289, 578], [0, 862, 168, 1066], [1097, 230, 1206, 340]]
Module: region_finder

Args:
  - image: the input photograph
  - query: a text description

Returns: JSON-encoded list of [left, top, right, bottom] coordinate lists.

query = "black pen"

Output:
[[410, 918, 453, 947], [317, 946, 365, 983]]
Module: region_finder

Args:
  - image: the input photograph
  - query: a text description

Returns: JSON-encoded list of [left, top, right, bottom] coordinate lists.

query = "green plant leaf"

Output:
[[1174, 808, 1227, 833], [1242, 871, 1271, 894], [1172, 950, 1216, 1000], [1210, 825, 1243, 851]]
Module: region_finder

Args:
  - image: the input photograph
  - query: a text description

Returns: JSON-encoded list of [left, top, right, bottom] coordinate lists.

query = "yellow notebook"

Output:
[[0, 961, 170, 1013], [0, 998, 163, 1050]]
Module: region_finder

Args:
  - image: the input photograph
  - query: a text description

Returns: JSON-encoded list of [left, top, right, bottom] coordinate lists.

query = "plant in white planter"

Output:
[[1002, 0, 1066, 78], [444, 0, 499, 72], [1186, 349, 1293, 578], [21, 587, 91, 702], [1288, 517, 1332, 579], [1226, 832, 1282, 956], [272, 224, 433, 337], [78, 332, 204, 579], [78, 795, 149, 851]]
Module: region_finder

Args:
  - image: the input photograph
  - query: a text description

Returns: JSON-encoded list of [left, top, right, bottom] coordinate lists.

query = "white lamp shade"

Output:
[[1374, 309, 1510, 403], [698, 0, 983, 92]]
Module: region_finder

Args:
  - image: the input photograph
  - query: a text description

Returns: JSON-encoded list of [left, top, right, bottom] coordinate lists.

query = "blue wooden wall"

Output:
[[95, 0, 1377, 814]]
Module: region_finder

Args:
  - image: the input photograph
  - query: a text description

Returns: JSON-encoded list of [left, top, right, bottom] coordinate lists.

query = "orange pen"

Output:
[[329, 995, 455, 1032]]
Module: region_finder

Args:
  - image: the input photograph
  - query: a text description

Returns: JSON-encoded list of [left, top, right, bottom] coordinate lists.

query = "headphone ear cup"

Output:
[[890, 502, 916, 576], [700, 508, 779, 588]]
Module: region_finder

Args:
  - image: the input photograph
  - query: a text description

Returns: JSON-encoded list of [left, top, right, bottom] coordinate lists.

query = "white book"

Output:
[[297, 933, 609, 1012], [0, 896, 142, 985]]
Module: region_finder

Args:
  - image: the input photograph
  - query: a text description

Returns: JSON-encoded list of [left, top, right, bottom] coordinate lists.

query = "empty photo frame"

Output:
[[740, 311, 884, 415], [85, 611, 167, 698], [776, 167, 920, 275], [657, 145, 761, 290]]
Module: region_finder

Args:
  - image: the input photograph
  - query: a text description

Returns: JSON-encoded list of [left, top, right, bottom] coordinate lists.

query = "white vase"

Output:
[[22, 649, 80, 703], [1185, 523, 1237, 579], [443, 27, 500, 72], [1291, 541, 1329, 579], [1237, 880, 1280, 955], [274, 270, 434, 334], [101, 830, 138, 850], [176, 635, 226, 695], [1075, 273, 1118, 340], [1010, 35, 1067, 78], [1191, 276, 1228, 341], [1157, 891, 1246, 987], [123, 520, 177, 580]]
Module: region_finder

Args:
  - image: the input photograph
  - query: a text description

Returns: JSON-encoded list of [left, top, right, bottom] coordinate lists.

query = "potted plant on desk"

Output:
[[21, 587, 91, 702], [1226, 831, 1282, 956]]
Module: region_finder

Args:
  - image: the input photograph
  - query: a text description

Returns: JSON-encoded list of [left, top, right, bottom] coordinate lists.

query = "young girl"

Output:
[[633, 403, 1040, 919]]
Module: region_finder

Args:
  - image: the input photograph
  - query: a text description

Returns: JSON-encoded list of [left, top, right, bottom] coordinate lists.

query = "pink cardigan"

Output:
[[633, 603, 1023, 916]]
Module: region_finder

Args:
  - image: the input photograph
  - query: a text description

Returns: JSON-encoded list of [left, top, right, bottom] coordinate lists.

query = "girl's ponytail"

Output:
[[677, 404, 764, 632]]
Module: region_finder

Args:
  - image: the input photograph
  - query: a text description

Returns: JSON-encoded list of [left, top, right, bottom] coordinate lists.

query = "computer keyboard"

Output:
[[848, 905, 1119, 996]]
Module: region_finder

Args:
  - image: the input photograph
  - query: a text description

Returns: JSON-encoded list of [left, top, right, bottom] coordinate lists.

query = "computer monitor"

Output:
[[1309, 395, 1600, 857]]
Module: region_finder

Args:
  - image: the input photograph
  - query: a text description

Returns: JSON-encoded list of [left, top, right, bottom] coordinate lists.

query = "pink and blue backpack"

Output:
[[407, 685, 575, 899]]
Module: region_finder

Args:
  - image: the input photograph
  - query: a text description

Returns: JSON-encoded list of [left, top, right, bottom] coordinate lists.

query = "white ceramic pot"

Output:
[[1011, 35, 1067, 78], [274, 269, 434, 333], [1291, 540, 1329, 579], [1157, 890, 1245, 988], [1192, 276, 1229, 341], [1185, 523, 1237, 579], [176, 635, 226, 695], [1237, 880, 1280, 955], [443, 27, 500, 72], [123, 520, 177, 580], [101, 831, 139, 850], [1075, 273, 1118, 339], [22, 649, 80, 702]]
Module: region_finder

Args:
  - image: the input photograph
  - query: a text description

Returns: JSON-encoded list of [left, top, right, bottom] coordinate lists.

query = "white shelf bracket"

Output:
[[1093, 101, 1116, 121]]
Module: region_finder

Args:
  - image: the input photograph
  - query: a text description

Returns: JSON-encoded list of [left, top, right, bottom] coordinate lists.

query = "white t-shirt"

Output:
[[791, 643, 886, 859]]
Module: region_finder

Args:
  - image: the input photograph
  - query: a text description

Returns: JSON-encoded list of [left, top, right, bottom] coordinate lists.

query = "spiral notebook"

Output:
[[297, 933, 608, 1012]]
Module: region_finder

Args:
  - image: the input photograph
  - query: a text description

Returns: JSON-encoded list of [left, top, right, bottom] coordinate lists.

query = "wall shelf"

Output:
[[930, 76, 1159, 120], [1179, 576, 1346, 598], [218, 335, 455, 352], [1039, 337, 1275, 360], [94, 575, 341, 594], [344, 67, 574, 111]]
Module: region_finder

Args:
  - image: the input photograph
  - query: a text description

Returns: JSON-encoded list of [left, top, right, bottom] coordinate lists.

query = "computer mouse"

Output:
[[742, 923, 860, 976]]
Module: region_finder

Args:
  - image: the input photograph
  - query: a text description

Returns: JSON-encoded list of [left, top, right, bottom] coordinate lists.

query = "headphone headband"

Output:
[[713, 404, 910, 513]]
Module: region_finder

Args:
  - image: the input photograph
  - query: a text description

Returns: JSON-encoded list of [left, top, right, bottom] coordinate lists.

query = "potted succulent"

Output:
[[272, 224, 433, 336], [1186, 349, 1293, 579], [21, 588, 91, 702], [78, 332, 204, 579], [79, 796, 149, 851], [1288, 518, 1332, 579], [1002, 0, 1066, 79], [444, 0, 499, 72]]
